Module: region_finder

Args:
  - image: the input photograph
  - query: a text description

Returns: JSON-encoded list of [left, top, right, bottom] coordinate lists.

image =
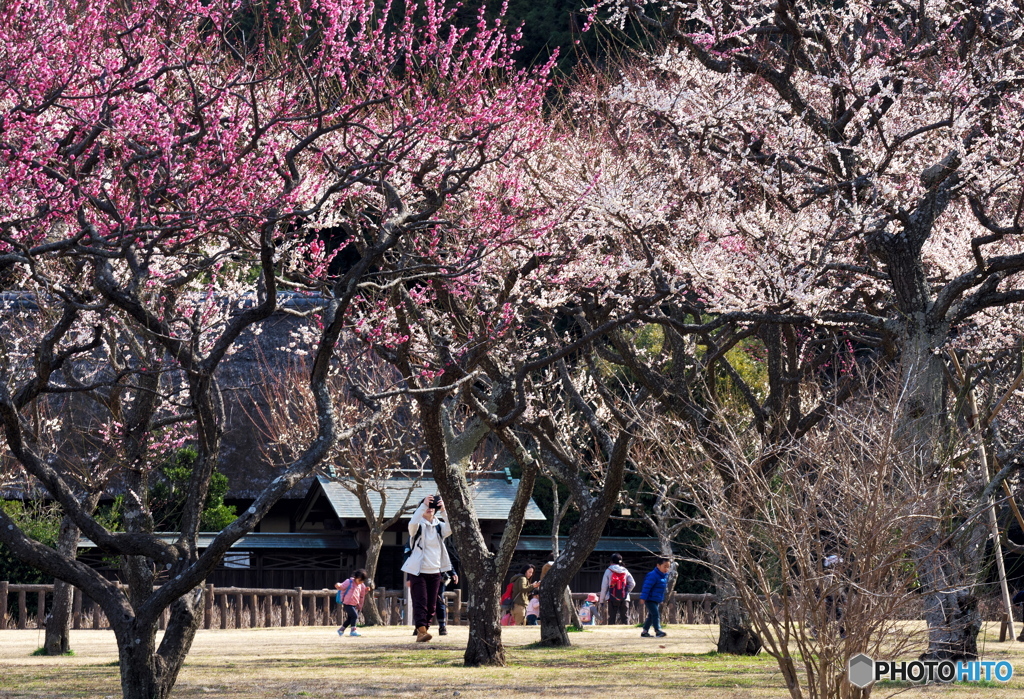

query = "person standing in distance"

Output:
[[510, 564, 539, 625], [600, 553, 636, 625], [435, 536, 460, 635], [402, 494, 453, 642]]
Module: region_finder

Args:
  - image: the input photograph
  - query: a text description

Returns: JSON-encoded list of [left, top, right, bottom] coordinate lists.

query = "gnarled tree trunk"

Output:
[[461, 564, 506, 666], [536, 576, 580, 646], [44, 580, 74, 655], [43, 513, 80, 655], [418, 397, 538, 667], [115, 588, 205, 699], [711, 539, 762, 655], [898, 324, 985, 659], [361, 530, 385, 626], [44, 463, 113, 655], [537, 491, 626, 646], [916, 535, 984, 661]]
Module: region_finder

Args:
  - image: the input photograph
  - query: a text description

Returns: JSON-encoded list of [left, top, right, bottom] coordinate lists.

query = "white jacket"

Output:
[[400, 503, 453, 576], [599, 564, 636, 602]]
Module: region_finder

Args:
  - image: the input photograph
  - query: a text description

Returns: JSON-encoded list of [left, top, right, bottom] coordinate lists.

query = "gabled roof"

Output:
[[79, 531, 360, 550], [315, 475, 546, 521], [511, 535, 679, 554]]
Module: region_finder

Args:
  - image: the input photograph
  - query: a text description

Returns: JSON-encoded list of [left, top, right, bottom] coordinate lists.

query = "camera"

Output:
[[429, 494, 442, 511]]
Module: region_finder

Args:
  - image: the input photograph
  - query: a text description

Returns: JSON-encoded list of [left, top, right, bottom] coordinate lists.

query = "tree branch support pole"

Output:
[[953, 352, 1015, 640]]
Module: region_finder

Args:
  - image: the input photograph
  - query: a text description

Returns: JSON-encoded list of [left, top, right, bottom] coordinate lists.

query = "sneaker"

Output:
[[655, 631, 667, 638], [438, 627, 448, 636], [349, 630, 361, 637], [640, 632, 652, 638], [337, 628, 345, 636]]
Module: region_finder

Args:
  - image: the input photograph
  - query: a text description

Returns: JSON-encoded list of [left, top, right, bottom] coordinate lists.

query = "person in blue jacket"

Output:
[[639, 557, 673, 638]]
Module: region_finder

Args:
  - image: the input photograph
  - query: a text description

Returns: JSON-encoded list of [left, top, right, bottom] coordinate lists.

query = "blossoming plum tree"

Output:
[[587, 0, 1024, 658], [0, 0, 554, 694]]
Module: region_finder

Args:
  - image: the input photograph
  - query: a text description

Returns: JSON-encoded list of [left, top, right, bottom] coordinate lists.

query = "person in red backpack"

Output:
[[599, 553, 636, 625]]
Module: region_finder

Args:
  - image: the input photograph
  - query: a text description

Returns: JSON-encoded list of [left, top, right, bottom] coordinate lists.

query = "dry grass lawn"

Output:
[[2, 623, 1024, 698]]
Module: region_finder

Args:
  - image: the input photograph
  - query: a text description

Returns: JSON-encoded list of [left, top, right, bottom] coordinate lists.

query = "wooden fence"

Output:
[[572, 592, 716, 625], [1, 581, 715, 631], [0, 581, 462, 631]]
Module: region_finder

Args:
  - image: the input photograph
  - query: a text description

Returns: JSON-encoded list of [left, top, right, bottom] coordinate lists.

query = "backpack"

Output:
[[578, 603, 593, 624], [403, 522, 443, 563], [609, 570, 628, 601], [499, 582, 514, 611], [336, 579, 354, 605]]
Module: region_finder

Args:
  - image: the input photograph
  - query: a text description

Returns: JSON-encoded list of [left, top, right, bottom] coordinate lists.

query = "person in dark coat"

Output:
[[639, 557, 672, 638], [435, 537, 460, 635]]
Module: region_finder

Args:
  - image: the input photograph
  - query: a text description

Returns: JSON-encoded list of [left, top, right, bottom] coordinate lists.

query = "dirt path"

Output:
[[1, 623, 1022, 698]]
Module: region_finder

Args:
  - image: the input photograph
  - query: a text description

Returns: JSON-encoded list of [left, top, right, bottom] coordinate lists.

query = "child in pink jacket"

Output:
[[335, 569, 370, 637]]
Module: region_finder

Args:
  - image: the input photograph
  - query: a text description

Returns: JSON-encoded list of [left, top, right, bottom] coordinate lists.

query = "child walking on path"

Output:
[[639, 558, 672, 638], [335, 569, 370, 637]]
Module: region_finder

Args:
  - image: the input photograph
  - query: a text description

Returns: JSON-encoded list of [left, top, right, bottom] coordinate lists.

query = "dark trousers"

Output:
[[642, 601, 662, 633], [435, 587, 448, 629], [607, 599, 628, 624], [341, 604, 359, 630], [410, 572, 442, 629]]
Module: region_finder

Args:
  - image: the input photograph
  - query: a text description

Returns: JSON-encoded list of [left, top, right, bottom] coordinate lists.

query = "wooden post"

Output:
[[72, 587, 82, 630], [454, 589, 462, 626], [36, 590, 46, 628], [204, 584, 214, 630], [322, 594, 330, 626], [265, 594, 273, 628], [250, 593, 258, 628], [92, 601, 100, 629], [0, 581, 7, 630], [294, 588, 303, 626], [234, 593, 243, 629], [282, 594, 290, 627], [219, 592, 228, 630], [393, 591, 404, 625], [18, 590, 27, 629]]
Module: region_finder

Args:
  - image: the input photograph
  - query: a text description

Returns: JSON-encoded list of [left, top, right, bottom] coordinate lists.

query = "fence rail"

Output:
[[1, 581, 719, 631], [569, 592, 717, 625], [0, 581, 462, 631]]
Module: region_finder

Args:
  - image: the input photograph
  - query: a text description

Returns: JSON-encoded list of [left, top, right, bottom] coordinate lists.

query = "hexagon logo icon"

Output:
[[848, 654, 875, 688]]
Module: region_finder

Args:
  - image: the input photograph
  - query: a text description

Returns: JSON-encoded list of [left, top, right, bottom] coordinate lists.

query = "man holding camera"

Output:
[[402, 494, 453, 642]]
